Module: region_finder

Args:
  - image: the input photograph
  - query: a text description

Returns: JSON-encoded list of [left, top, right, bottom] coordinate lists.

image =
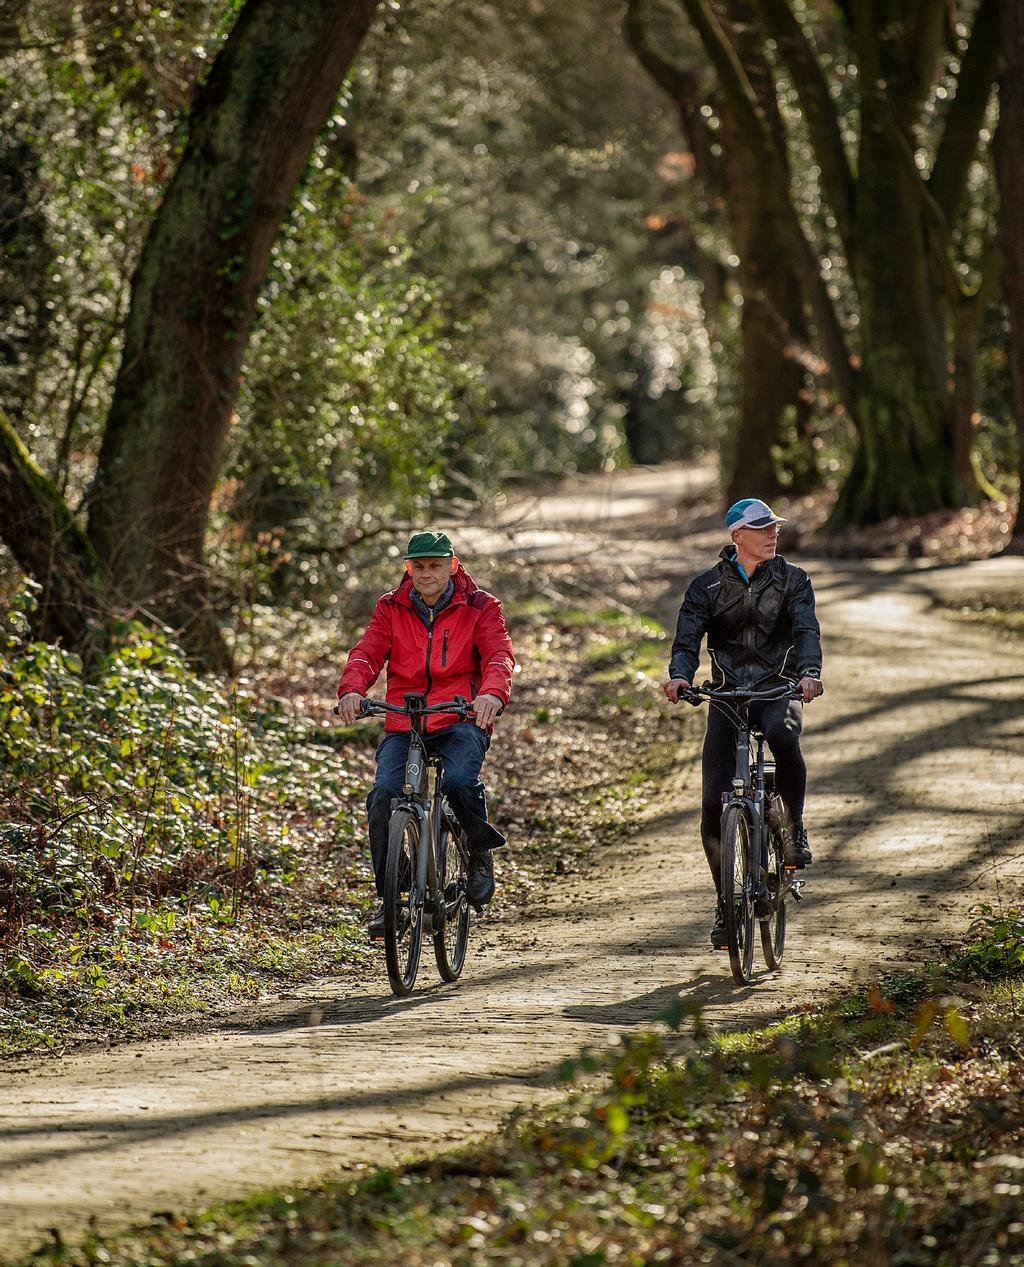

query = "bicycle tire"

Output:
[[384, 809, 423, 996], [760, 819, 788, 971], [433, 820, 470, 981], [721, 803, 756, 985]]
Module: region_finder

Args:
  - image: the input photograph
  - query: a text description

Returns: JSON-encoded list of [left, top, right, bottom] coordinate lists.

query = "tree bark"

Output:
[[87, 0, 379, 655], [0, 409, 102, 648], [717, 0, 813, 500], [996, 0, 1024, 550]]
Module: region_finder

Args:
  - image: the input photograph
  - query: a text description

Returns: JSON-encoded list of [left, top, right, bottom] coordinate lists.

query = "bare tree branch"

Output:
[[928, 0, 1000, 229]]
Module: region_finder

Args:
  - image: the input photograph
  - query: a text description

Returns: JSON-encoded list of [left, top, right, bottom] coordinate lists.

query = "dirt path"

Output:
[[3, 468, 1023, 1261]]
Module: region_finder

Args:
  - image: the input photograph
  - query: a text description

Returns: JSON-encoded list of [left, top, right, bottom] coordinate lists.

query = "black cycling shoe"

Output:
[[467, 851, 495, 907], [368, 903, 385, 940], [784, 824, 813, 870], [710, 897, 728, 950]]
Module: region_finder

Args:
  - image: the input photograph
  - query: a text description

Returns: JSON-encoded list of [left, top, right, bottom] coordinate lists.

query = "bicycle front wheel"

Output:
[[760, 816, 789, 971], [384, 809, 423, 996], [721, 803, 756, 986], [433, 821, 470, 982]]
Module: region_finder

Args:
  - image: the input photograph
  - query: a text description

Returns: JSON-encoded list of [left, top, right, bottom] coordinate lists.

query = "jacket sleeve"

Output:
[[789, 569, 823, 678], [669, 577, 710, 683], [337, 598, 392, 697], [475, 598, 515, 705]]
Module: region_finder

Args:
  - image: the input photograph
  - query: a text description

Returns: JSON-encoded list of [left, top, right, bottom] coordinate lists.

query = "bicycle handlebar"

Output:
[[678, 682, 803, 706], [332, 695, 501, 720], [360, 696, 476, 719]]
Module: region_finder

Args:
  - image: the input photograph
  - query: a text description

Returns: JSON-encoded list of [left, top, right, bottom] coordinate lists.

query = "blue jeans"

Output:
[[365, 722, 505, 897]]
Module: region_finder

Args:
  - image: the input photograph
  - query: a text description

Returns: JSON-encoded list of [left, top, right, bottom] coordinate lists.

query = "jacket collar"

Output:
[[719, 544, 785, 583]]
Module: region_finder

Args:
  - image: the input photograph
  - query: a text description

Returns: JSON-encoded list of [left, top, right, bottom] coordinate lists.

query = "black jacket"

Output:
[[669, 547, 822, 689]]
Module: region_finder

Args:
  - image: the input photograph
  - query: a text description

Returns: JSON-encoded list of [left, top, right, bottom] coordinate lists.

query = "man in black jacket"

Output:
[[663, 498, 824, 949]]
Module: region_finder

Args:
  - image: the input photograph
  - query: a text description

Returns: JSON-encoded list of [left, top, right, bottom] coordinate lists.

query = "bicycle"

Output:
[[680, 682, 806, 985], [336, 692, 479, 997]]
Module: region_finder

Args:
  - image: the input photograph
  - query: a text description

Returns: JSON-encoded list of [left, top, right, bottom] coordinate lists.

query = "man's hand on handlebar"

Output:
[[663, 678, 692, 704], [472, 693, 503, 728], [799, 676, 824, 704], [336, 691, 365, 725]]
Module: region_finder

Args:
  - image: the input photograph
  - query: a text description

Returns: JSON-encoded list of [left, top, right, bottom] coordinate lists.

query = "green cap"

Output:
[[404, 530, 454, 559]]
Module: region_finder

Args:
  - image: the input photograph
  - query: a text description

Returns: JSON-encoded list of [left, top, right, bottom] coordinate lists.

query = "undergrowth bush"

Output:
[[0, 582, 361, 1004]]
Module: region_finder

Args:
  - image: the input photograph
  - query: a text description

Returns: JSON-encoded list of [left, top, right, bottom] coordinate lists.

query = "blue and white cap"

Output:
[[725, 498, 787, 531]]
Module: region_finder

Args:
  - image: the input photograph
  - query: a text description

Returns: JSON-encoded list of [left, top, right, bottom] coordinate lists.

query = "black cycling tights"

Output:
[[699, 697, 806, 894]]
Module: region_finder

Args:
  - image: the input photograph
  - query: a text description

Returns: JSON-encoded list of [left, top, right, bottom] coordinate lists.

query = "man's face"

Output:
[[407, 555, 456, 600], [733, 523, 779, 564]]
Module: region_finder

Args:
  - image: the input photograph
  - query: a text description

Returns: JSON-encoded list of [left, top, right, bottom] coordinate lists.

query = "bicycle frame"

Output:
[[363, 692, 474, 930], [395, 697, 446, 927], [684, 682, 804, 912], [723, 700, 772, 916]]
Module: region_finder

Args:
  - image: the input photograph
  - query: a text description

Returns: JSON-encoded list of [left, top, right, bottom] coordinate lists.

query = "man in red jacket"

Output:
[[336, 531, 515, 937]]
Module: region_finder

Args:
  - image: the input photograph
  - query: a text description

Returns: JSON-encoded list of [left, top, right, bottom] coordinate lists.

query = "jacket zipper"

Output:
[[424, 609, 434, 696], [441, 628, 448, 667], [742, 566, 755, 660]]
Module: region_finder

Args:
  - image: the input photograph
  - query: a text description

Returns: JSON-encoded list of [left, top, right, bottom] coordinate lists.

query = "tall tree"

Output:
[[626, 0, 816, 501], [0, 0, 380, 659], [675, 0, 1000, 524], [996, 0, 1024, 550]]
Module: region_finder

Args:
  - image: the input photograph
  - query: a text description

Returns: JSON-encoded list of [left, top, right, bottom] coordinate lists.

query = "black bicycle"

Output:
[[680, 682, 805, 985], [342, 693, 476, 996]]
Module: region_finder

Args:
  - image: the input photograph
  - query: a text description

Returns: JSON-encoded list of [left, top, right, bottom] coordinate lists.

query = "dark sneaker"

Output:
[[369, 902, 411, 940], [710, 897, 728, 950], [368, 903, 385, 940], [784, 824, 813, 870], [467, 851, 495, 906]]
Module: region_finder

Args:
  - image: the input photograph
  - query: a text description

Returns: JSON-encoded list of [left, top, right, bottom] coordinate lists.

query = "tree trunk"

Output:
[[830, 8, 962, 525], [0, 409, 102, 649], [996, 0, 1024, 551], [718, 2, 814, 501], [87, 0, 379, 657], [625, 0, 815, 499], [750, 0, 999, 527]]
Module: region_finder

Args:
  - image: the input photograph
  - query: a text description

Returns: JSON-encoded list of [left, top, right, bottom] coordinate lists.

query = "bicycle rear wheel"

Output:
[[384, 809, 423, 996], [721, 803, 756, 985], [760, 820, 788, 971], [433, 819, 470, 982]]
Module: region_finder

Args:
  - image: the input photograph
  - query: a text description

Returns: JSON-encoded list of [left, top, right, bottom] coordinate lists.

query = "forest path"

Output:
[[3, 466, 1023, 1261]]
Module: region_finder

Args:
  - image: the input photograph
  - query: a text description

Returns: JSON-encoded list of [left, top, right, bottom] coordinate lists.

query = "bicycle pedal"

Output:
[[472, 903, 485, 916]]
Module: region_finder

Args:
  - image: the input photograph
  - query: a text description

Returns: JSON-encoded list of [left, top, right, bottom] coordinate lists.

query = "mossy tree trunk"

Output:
[[86, 0, 379, 660], [831, 1, 965, 522], [996, 0, 1024, 549], [0, 408, 102, 648]]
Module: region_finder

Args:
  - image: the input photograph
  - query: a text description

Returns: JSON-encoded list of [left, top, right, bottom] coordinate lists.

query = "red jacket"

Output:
[[337, 564, 515, 734]]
